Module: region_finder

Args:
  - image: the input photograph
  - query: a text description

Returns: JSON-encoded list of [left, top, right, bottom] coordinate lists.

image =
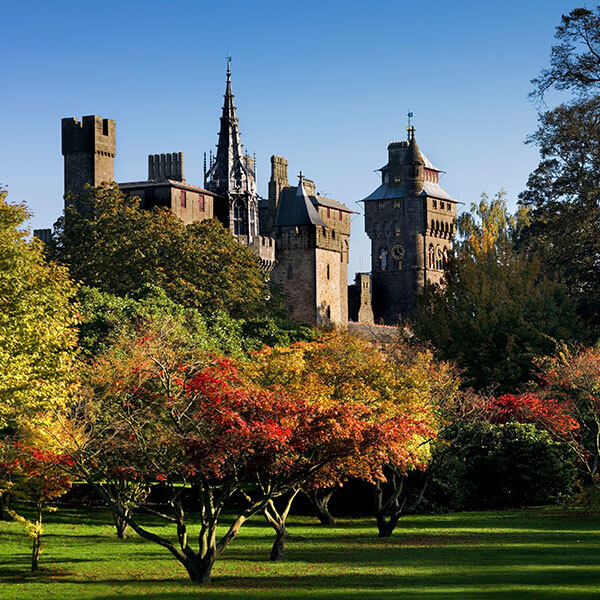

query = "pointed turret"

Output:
[[275, 172, 326, 227], [403, 127, 425, 196], [205, 63, 256, 196]]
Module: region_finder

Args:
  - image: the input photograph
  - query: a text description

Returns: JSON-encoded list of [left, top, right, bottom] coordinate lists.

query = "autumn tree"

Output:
[[536, 345, 600, 503], [0, 189, 79, 429], [48, 183, 270, 319], [415, 192, 579, 392], [245, 331, 456, 540], [53, 322, 383, 582], [1, 427, 73, 572]]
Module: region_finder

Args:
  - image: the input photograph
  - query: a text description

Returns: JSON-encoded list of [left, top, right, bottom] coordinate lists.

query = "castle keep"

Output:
[[361, 127, 457, 323], [57, 67, 457, 328]]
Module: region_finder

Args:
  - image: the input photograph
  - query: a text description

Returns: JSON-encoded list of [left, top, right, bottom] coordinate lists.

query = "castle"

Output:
[[52, 66, 457, 327]]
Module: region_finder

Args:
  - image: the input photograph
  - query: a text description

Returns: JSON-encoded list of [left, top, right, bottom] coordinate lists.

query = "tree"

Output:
[[55, 323, 384, 583], [530, 7, 600, 101], [521, 7, 600, 335], [48, 183, 270, 319], [0, 189, 79, 429], [415, 192, 579, 392], [1, 431, 72, 572], [536, 345, 600, 503], [245, 331, 456, 539]]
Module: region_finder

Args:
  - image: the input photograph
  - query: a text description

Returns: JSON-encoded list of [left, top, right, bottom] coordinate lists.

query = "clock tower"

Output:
[[361, 127, 457, 323]]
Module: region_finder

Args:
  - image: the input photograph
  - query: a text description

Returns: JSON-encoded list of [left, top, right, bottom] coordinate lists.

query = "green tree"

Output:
[[521, 7, 600, 335], [0, 189, 79, 429], [49, 183, 270, 319], [414, 193, 579, 392]]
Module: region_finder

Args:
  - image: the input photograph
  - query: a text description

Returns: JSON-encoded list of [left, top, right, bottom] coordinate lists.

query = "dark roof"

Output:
[[275, 178, 326, 227], [311, 195, 355, 213], [360, 182, 457, 203]]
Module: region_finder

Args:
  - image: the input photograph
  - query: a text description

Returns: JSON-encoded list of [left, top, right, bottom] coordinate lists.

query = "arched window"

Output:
[[436, 245, 443, 270], [379, 246, 388, 271], [233, 200, 247, 236], [374, 223, 381, 238], [431, 219, 435, 233], [394, 222, 401, 237], [443, 246, 449, 268], [287, 264, 294, 280], [332, 229, 336, 240], [428, 244, 435, 269], [322, 226, 327, 238], [384, 223, 391, 238]]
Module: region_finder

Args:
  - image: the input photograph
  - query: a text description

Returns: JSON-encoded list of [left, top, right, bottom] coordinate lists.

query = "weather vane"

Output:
[[226, 52, 231, 72], [407, 110, 413, 128]]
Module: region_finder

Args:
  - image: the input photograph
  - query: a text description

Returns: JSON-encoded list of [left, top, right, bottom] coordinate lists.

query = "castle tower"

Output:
[[271, 173, 351, 327], [361, 127, 457, 323], [62, 115, 116, 202], [204, 62, 259, 243]]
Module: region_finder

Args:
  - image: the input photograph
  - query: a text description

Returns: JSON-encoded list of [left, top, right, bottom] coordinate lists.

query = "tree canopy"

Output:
[[415, 192, 579, 392], [49, 183, 271, 319], [0, 189, 79, 428]]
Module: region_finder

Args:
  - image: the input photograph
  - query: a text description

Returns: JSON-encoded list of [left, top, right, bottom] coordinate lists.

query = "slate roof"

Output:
[[360, 181, 457, 203], [275, 177, 326, 227]]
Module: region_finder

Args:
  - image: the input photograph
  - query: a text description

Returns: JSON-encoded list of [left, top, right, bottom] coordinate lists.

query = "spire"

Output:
[[404, 129, 425, 196], [205, 60, 256, 196]]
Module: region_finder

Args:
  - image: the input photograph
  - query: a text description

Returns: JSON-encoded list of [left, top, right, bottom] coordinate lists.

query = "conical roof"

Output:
[[403, 134, 425, 166], [275, 173, 326, 227]]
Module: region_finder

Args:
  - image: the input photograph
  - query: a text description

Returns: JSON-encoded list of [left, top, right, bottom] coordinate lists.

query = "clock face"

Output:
[[391, 244, 405, 260]]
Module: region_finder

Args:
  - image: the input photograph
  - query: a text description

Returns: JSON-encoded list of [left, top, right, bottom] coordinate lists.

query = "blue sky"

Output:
[[0, 0, 577, 281]]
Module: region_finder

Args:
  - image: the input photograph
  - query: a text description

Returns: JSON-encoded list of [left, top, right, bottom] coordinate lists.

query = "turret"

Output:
[[403, 127, 424, 197]]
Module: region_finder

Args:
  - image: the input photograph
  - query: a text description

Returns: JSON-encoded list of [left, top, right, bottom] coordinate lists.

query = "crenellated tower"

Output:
[[61, 115, 115, 204], [362, 126, 457, 323]]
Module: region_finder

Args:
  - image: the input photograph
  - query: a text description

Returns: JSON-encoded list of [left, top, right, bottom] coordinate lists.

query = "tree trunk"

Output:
[[269, 523, 287, 561], [113, 511, 129, 539], [31, 503, 42, 572], [306, 488, 336, 526], [0, 492, 11, 521]]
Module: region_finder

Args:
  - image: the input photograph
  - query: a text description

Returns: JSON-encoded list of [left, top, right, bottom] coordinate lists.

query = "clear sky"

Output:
[[0, 0, 577, 281]]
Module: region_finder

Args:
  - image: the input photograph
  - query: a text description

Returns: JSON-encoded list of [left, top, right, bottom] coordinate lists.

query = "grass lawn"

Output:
[[1, 505, 600, 599]]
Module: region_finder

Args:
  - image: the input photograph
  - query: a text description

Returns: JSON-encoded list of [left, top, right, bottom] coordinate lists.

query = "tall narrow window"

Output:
[[436, 245, 443, 270], [326, 264, 330, 279], [428, 244, 435, 269], [180, 190, 187, 208], [339, 210, 343, 221], [394, 222, 401, 237], [327, 207, 331, 218], [233, 200, 247, 236], [198, 194, 205, 211]]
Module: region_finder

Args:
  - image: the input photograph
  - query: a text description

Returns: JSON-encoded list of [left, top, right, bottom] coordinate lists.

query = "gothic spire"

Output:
[[205, 62, 256, 196]]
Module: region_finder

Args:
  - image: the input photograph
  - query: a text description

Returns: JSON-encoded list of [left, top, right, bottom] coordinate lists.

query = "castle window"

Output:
[[198, 195, 205, 211], [287, 264, 294, 280], [327, 207, 331, 218], [428, 244, 435, 269], [374, 223, 381, 238], [440, 201, 445, 210], [326, 264, 330, 279], [447, 203, 452, 211], [233, 200, 247, 236], [443, 246, 449, 267], [384, 223, 391, 238], [378, 246, 388, 271], [180, 190, 187, 208], [295, 226, 300, 235], [326, 305, 331, 320], [431, 219, 435, 233], [393, 200, 401, 209], [436, 245, 443, 270], [433, 199, 438, 209], [322, 226, 327, 237], [394, 222, 401, 237], [339, 210, 343, 221], [378, 201, 385, 210], [332, 229, 336, 240]]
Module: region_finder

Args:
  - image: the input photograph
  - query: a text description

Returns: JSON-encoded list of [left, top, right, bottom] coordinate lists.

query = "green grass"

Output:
[[2, 505, 600, 599]]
